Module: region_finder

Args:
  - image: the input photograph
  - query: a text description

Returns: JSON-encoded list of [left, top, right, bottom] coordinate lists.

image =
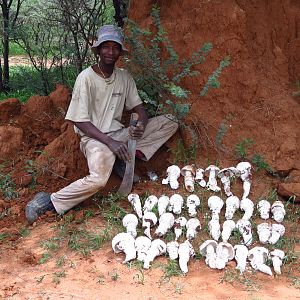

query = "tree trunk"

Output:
[[2, 0, 10, 90]]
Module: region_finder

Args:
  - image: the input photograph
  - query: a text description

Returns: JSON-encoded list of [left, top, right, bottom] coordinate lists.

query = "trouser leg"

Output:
[[136, 114, 178, 161], [51, 139, 115, 214]]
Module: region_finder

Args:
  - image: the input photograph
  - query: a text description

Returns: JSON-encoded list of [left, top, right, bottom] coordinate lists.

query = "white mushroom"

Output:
[[248, 247, 273, 276], [218, 167, 238, 197], [205, 165, 221, 192], [215, 242, 235, 269], [174, 216, 187, 241], [269, 224, 285, 244], [240, 198, 254, 221], [186, 218, 201, 240], [169, 194, 184, 215], [209, 218, 221, 241], [166, 241, 179, 260], [135, 236, 152, 262], [257, 199, 271, 220], [208, 195, 224, 220], [270, 249, 285, 275], [195, 168, 206, 187], [155, 213, 175, 237], [158, 195, 170, 216], [234, 244, 249, 274], [222, 220, 236, 243], [143, 195, 158, 213], [257, 223, 271, 244], [199, 240, 218, 269], [162, 165, 181, 190], [122, 214, 139, 238], [112, 232, 136, 263], [271, 201, 286, 223], [186, 194, 200, 217], [142, 211, 158, 240], [181, 165, 196, 192], [236, 219, 253, 246], [225, 196, 240, 220], [178, 240, 195, 274], [128, 193, 143, 219], [236, 162, 252, 199], [143, 239, 166, 269]]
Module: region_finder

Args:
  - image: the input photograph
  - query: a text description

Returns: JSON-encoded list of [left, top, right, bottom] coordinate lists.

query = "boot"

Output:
[[113, 158, 140, 183]]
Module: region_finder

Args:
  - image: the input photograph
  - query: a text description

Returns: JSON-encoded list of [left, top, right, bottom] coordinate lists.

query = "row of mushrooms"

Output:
[[112, 162, 287, 276], [162, 162, 252, 199]]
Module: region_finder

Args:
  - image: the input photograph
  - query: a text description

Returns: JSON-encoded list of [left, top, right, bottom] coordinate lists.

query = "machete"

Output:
[[118, 113, 139, 195]]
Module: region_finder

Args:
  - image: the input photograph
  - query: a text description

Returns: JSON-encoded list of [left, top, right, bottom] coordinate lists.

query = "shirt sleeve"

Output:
[[65, 73, 91, 122], [125, 73, 143, 111]]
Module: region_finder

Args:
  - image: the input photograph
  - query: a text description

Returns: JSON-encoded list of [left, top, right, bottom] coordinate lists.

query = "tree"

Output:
[[0, 0, 23, 91]]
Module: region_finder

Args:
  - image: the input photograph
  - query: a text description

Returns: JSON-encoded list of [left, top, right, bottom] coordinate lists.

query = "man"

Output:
[[25, 25, 178, 224]]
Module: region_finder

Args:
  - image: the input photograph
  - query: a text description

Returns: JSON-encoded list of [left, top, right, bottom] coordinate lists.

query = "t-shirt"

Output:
[[65, 66, 142, 135]]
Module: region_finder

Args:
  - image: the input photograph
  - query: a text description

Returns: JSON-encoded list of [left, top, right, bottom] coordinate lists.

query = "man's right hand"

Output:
[[107, 139, 131, 162]]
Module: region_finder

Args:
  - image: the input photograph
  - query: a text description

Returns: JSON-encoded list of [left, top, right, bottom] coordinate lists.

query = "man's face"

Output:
[[98, 41, 122, 66]]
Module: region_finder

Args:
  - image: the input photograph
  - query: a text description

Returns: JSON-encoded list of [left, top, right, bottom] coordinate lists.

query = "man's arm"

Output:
[[74, 121, 131, 162], [129, 104, 148, 139]]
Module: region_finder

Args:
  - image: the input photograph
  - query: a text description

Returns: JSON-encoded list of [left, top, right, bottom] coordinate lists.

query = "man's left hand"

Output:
[[129, 121, 145, 140]]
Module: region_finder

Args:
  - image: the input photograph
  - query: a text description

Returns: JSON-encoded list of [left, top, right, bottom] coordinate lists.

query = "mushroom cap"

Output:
[[151, 239, 167, 254], [271, 223, 285, 235], [122, 214, 139, 227], [223, 219, 236, 230], [112, 232, 135, 253], [236, 162, 252, 172], [187, 194, 200, 206], [135, 236, 152, 250], [216, 242, 235, 260], [270, 249, 285, 259], [234, 244, 248, 254], [205, 165, 220, 174], [158, 195, 170, 204], [257, 199, 271, 209], [271, 200, 284, 209], [158, 212, 175, 225], [218, 167, 238, 178], [248, 246, 269, 261], [236, 219, 251, 231], [240, 198, 254, 210], [128, 193, 140, 203], [186, 218, 201, 229], [142, 211, 158, 226], [166, 165, 181, 175], [199, 240, 218, 256], [181, 165, 196, 176], [169, 194, 184, 204], [195, 168, 205, 179], [226, 195, 240, 207], [175, 216, 187, 227], [208, 195, 224, 209]]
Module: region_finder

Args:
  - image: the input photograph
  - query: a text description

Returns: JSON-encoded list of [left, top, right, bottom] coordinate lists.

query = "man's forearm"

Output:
[[74, 121, 113, 145]]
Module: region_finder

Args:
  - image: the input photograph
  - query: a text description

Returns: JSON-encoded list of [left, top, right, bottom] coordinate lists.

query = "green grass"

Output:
[[9, 41, 27, 56]]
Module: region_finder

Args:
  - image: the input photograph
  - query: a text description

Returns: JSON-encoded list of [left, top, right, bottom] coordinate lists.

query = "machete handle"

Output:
[[129, 113, 139, 127]]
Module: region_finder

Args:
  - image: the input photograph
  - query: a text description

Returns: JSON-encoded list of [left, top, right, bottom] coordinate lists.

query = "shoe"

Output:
[[25, 192, 55, 224], [113, 158, 140, 183]]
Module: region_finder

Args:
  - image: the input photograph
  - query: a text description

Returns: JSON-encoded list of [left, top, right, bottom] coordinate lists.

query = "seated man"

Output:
[[25, 25, 178, 224]]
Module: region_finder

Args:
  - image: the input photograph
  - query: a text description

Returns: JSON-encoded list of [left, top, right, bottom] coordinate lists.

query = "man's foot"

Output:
[[113, 158, 140, 183], [25, 192, 56, 224]]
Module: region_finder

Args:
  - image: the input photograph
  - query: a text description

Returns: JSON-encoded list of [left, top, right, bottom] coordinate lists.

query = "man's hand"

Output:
[[107, 139, 131, 162], [129, 120, 145, 140]]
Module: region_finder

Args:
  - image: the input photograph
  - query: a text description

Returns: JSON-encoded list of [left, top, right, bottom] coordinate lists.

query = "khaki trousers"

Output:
[[51, 115, 178, 214]]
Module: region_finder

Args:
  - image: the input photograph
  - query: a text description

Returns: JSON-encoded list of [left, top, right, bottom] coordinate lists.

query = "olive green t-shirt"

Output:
[[65, 66, 142, 136]]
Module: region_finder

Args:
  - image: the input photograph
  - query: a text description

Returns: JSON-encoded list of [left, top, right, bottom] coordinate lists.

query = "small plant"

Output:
[[39, 252, 52, 264], [41, 238, 60, 251], [133, 269, 145, 285], [174, 282, 184, 294], [161, 260, 182, 281], [215, 121, 228, 150], [251, 154, 274, 174], [235, 138, 254, 159], [96, 272, 106, 284], [19, 227, 30, 238], [52, 270, 66, 284], [35, 275, 46, 283], [289, 276, 300, 289], [0, 233, 9, 242], [24, 159, 38, 188], [0, 173, 18, 199], [56, 256, 66, 268], [109, 269, 120, 281]]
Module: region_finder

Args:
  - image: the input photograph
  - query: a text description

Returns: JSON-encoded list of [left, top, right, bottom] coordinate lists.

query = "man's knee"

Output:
[[85, 173, 109, 191]]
